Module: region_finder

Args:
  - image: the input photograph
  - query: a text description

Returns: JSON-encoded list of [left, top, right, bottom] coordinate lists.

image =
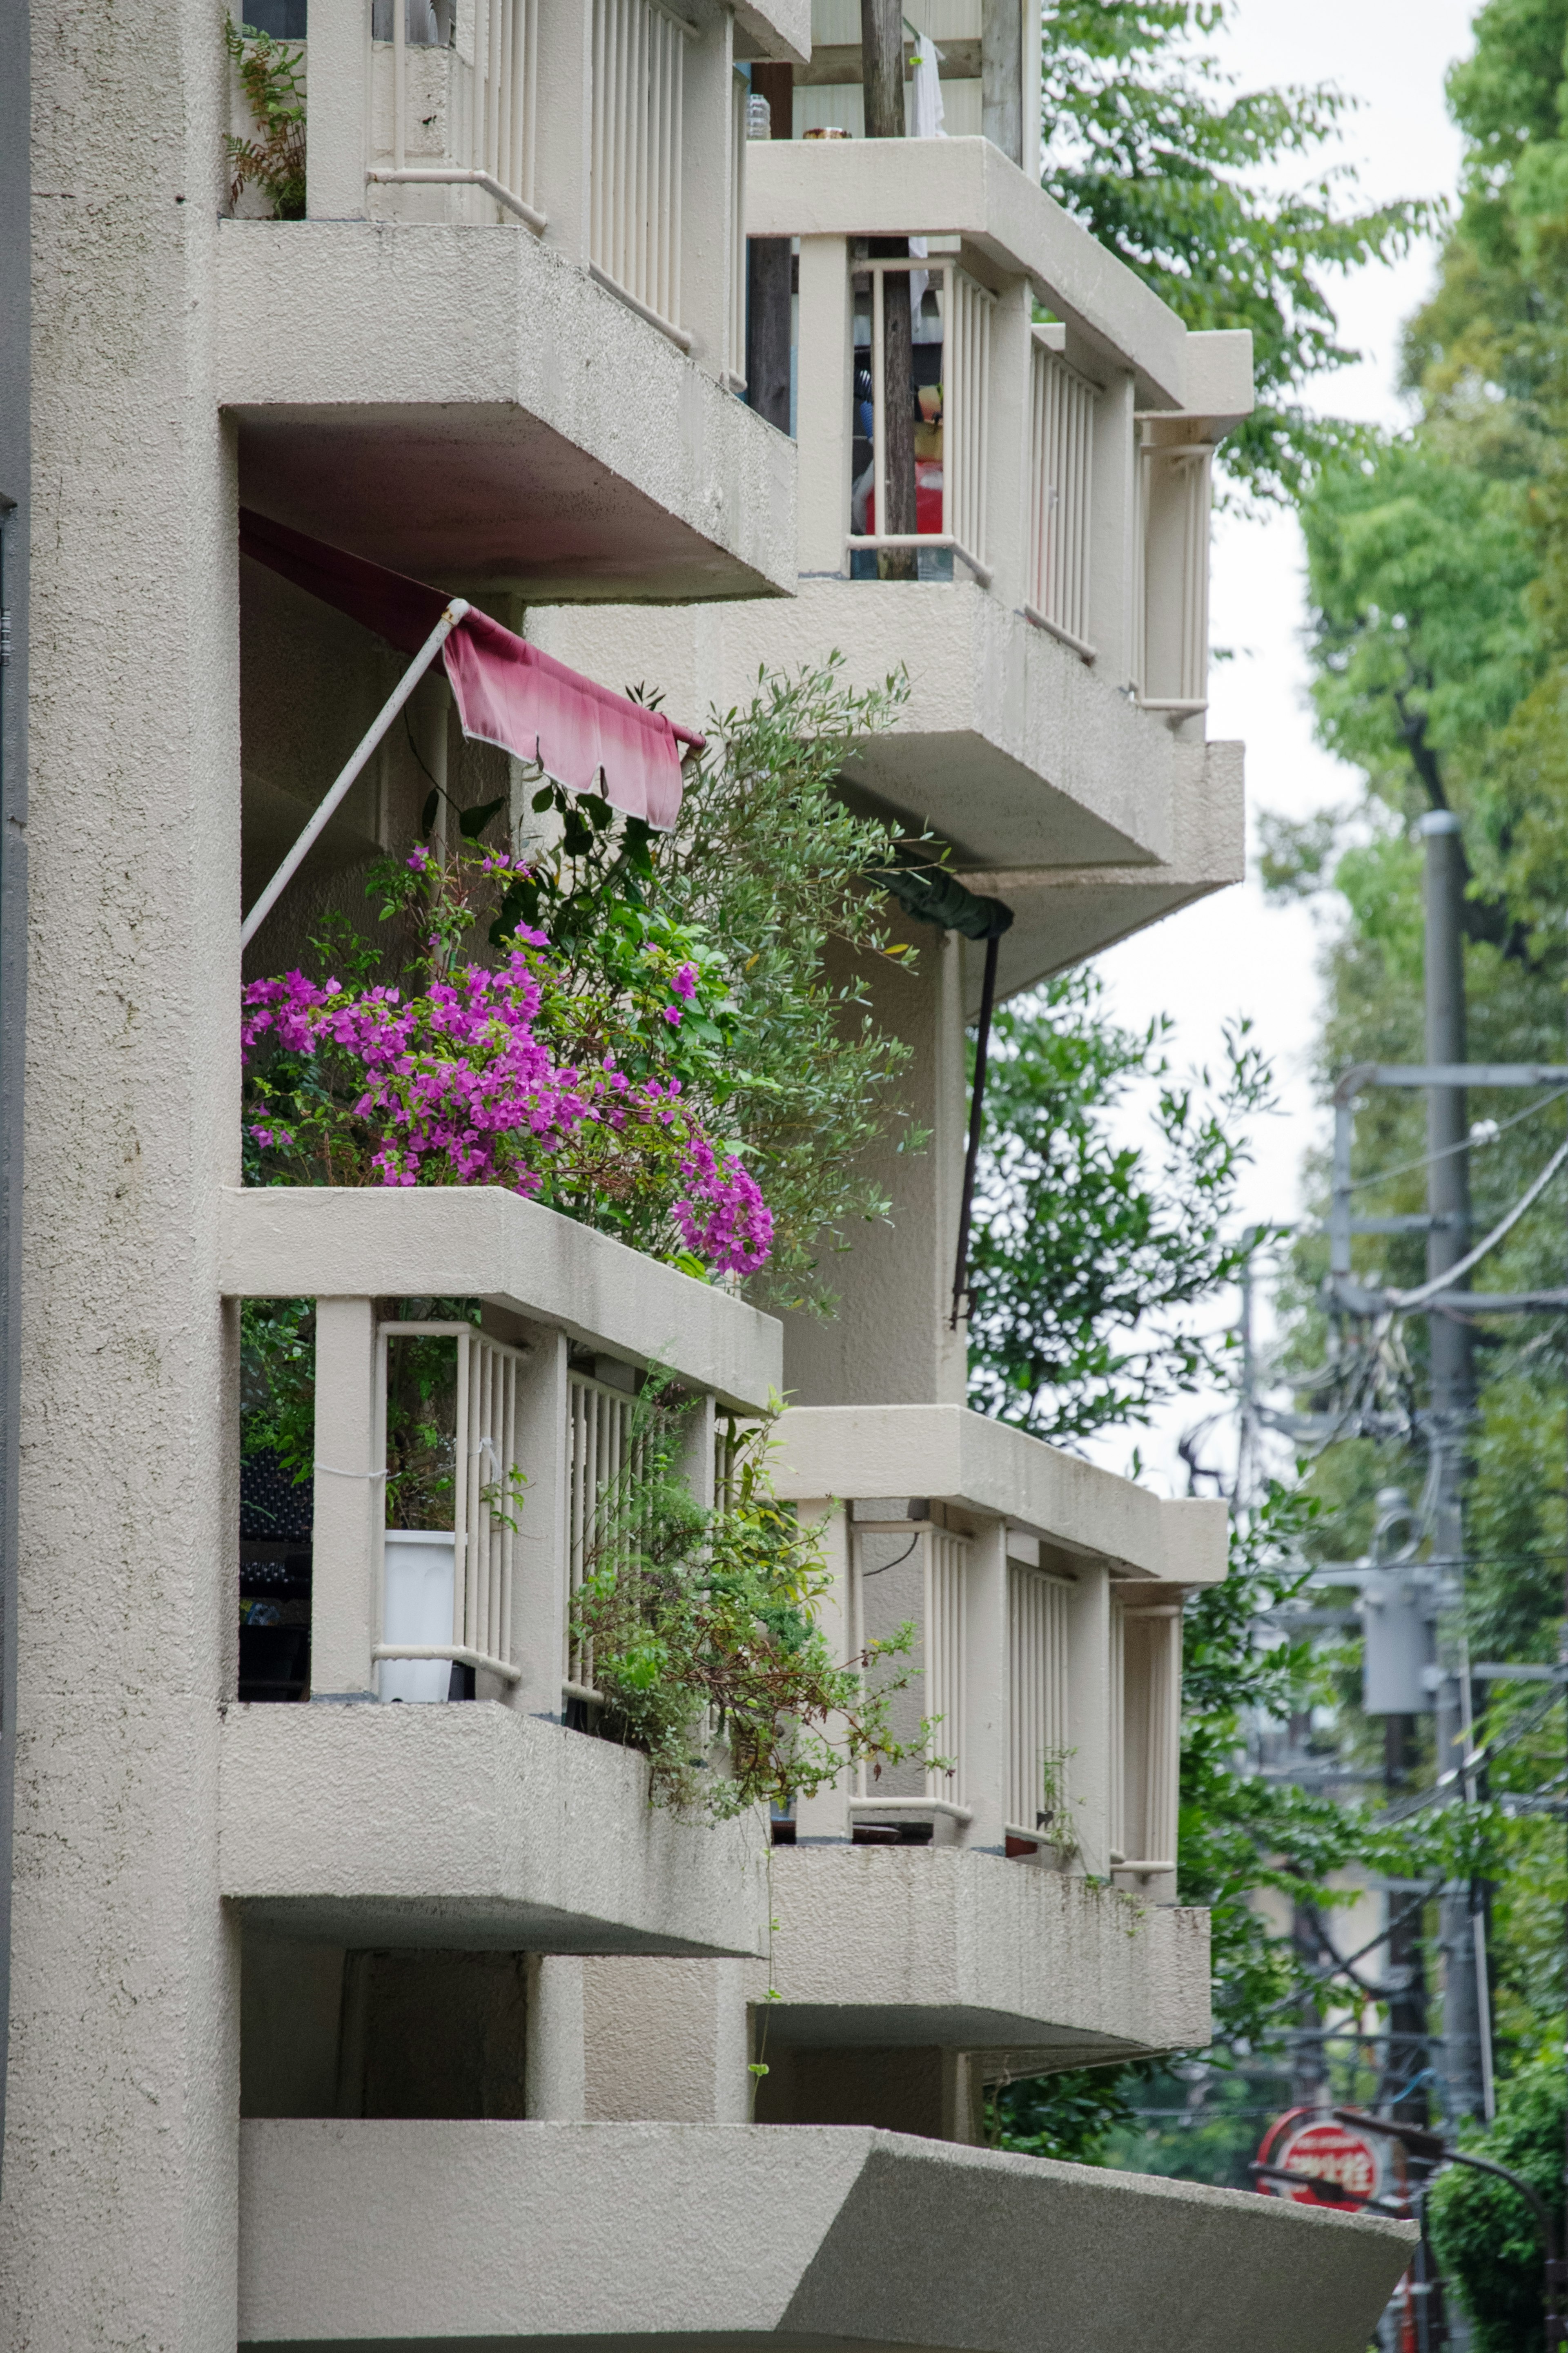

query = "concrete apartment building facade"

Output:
[[2, 0, 1415, 2345]]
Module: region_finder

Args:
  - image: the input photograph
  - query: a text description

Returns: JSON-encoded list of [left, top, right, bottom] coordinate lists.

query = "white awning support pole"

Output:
[[240, 598, 471, 952]]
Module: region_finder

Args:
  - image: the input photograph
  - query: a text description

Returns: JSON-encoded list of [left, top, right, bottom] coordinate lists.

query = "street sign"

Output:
[[1255, 2109, 1381, 2209]]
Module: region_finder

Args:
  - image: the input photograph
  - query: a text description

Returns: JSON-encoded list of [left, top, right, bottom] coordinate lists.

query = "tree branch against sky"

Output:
[[1040, 0, 1437, 501]]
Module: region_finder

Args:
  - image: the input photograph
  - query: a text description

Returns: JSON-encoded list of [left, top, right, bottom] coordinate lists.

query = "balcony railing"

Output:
[[272, 0, 757, 379], [748, 140, 1253, 725]]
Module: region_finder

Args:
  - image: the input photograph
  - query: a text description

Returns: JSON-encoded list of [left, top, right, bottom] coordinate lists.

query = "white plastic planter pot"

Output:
[[379, 1529, 457, 1703]]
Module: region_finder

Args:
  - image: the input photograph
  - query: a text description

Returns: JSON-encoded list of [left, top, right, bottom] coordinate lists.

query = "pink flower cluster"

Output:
[[673, 1137, 774, 1276], [242, 959, 772, 1277]]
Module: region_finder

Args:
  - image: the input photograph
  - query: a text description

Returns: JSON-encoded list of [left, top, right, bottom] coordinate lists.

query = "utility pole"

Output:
[[860, 0, 917, 582], [1419, 807, 1488, 2132]]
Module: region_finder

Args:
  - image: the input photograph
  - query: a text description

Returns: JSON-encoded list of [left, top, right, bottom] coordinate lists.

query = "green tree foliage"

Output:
[[965, 969, 1272, 1445], [1428, 2050, 1567, 2353], [1040, 2, 1433, 500]]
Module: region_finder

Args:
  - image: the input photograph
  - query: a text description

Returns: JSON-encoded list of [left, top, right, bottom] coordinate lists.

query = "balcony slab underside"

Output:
[[530, 582, 1174, 871], [773, 1406, 1228, 1585], [222, 1707, 768, 1958], [758, 1847, 1210, 2072], [238, 2120, 1414, 2353], [218, 1186, 782, 1414], [216, 223, 796, 604], [965, 740, 1247, 1003]]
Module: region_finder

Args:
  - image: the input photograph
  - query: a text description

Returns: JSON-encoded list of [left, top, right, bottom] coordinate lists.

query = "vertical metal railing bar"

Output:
[[392, 0, 407, 170], [452, 1326, 471, 1651], [1108, 1601, 1126, 1857]]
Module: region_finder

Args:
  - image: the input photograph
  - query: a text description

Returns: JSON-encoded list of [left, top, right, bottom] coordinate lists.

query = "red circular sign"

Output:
[[1257, 2110, 1381, 2208]]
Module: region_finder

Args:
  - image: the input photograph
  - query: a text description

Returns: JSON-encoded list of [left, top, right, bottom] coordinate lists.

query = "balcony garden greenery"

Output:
[[225, 19, 307, 221], [570, 1377, 936, 1820]]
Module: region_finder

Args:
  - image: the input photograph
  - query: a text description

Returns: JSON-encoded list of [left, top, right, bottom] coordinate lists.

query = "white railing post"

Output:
[[534, 0, 594, 262], [310, 1297, 380, 1698], [791, 1501, 853, 1839], [672, 8, 735, 370], [307, 0, 371, 219], [1064, 1560, 1113, 1876], [962, 1519, 1008, 1850], [1089, 369, 1138, 691], [796, 236, 853, 576], [982, 281, 1032, 614], [924, 1528, 968, 1807], [506, 1326, 570, 1718]]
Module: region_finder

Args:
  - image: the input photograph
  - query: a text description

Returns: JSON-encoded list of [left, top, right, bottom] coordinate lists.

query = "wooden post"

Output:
[[746, 65, 794, 434], [861, 0, 916, 580]]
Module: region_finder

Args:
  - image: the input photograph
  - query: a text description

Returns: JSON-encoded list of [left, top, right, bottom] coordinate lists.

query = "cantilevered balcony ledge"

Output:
[[238, 2120, 1414, 2353], [757, 1847, 1210, 2073], [748, 138, 1253, 422], [218, 1186, 782, 1414], [773, 1405, 1227, 1586], [221, 1705, 768, 1957], [215, 222, 796, 605], [530, 580, 1178, 872]]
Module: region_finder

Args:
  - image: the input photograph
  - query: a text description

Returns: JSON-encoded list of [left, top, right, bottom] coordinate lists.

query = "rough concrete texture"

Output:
[[216, 223, 797, 603], [236, 2121, 1415, 2353], [734, 0, 812, 62], [772, 1405, 1229, 1583], [6, 0, 242, 2341], [582, 1956, 752, 2123], [748, 139, 1254, 419], [220, 1705, 771, 1957], [964, 738, 1248, 999], [530, 579, 1184, 871], [755, 1847, 1211, 2068], [219, 1184, 783, 1412]]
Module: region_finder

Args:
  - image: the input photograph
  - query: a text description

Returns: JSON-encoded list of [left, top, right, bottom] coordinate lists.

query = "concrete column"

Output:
[[963, 1518, 1009, 1850], [677, 4, 736, 370], [793, 1501, 852, 1841], [780, 923, 967, 1407], [1088, 367, 1137, 687], [310, 1297, 381, 1702], [982, 279, 1033, 613], [679, 1388, 717, 1516], [1065, 1559, 1112, 1875], [4, 0, 243, 2329], [534, 0, 593, 268], [306, 0, 370, 220], [796, 236, 852, 576], [581, 1958, 750, 2121], [524, 1955, 587, 2119]]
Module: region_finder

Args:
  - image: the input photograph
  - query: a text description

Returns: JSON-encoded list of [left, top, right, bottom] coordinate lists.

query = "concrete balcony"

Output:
[[223, 1184, 781, 1717], [757, 1844, 1211, 2081], [218, 0, 805, 604], [770, 1406, 1227, 1898], [236, 2119, 1415, 2353], [221, 1702, 767, 1954]]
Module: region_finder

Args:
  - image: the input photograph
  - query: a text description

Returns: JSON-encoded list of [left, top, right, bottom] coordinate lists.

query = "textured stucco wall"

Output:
[[4, 0, 241, 2342], [221, 1706, 771, 1958], [237, 2119, 1415, 2353], [530, 582, 1180, 871]]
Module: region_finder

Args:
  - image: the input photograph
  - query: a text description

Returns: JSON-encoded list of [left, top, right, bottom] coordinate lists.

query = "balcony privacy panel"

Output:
[[1136, 439, 1213, 712], [375, 1321, 528, 1688], [924, 1528, 968, 1802], [591, 0, 688, 337], [565, 1370, 641, 1697], [1006, 1562, 1069, 1834], [1027, 338, 1098, 658], [1113, 1602, 1182, 1868]]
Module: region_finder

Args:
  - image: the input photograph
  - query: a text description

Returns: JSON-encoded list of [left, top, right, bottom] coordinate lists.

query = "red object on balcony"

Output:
[[239, 508, 703, 832], [864, 461, 944, 538]]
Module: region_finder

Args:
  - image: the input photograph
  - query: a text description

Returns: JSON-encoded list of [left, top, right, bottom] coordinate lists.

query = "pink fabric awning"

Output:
[[239, 509, 702, 832]]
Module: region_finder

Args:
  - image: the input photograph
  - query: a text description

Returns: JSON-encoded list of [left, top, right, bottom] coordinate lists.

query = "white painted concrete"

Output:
[[772, 1405, 1229, 1584], [758, 1845, 1211, 2069], [218, 1184, 783, 1412], [216, 220, 797, 604], [220, 1704, 771, 1957], [237, 2119, 1416, 2353]]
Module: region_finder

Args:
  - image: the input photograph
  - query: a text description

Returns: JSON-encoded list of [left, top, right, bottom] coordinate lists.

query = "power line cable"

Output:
[[1344, 1088, 1568, 1197]]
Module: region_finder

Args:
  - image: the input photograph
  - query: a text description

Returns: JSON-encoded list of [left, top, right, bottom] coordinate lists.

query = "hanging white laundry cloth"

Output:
[[908, 32, 946, 312]]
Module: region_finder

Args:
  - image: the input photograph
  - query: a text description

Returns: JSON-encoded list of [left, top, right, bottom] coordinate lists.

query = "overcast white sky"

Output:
[[1080, 0, 1480, 1491]]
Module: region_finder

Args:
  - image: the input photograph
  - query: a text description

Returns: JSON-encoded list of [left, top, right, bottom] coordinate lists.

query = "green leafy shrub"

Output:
[[571, 1379, 939, 1818], [1428, 2054, 1566, 2353]]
